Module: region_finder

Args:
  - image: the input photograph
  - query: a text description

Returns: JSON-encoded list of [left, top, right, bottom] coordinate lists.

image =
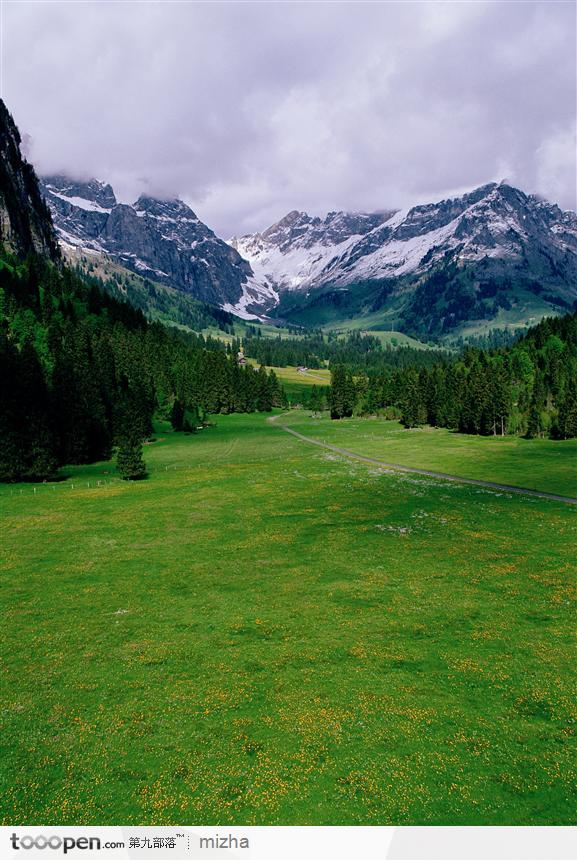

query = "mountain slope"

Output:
[[0, 98, 285, 483], [41, 175, 272, 309], [230, 183, 577, 337], [66, 245, 239, 335]]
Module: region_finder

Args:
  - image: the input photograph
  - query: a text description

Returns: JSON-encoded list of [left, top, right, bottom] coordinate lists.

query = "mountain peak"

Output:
[[133, 194, 199, 222], [40, 166, 256, 308], [228, 181, 577, 324], [41, 174, 117, 210]]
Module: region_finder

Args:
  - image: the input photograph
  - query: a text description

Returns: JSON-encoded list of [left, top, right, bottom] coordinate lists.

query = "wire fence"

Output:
[[0, 464, 184, 500]]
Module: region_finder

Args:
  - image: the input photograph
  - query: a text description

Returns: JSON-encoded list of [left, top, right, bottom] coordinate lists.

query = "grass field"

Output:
[[1, 412, 576, 825], [242, 364, 330, 402], [280, 412, 577, 497]]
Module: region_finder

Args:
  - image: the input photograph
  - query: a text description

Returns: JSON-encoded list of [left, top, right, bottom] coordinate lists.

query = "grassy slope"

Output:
[[280, 412, 577, 497], [326, 320, 434, 349], [264, 366, 330, 386], [335, 329, 436, 350], [66, 248, 223, 333], [1, 414, 576, 825], [201, 323, 307, 345], [67, 249, 302, 343]]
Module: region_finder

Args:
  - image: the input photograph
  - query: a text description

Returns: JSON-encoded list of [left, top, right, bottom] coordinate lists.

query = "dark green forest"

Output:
[[0, 252, 284, 481], [329, 313, 577, 439], [241, 328, 448, 371]]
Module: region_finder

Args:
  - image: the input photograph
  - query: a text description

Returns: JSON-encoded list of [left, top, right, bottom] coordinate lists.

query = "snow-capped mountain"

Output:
[[40, 175, 268, 309], [230, 209, 393, 294], [231, 183, 577, 300], [40, 173, 577, 335], [229, 183, 577, 333]]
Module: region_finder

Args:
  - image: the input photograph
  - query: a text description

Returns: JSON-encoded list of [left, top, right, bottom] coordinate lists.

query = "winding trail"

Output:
[[268, 415, 577, 506]]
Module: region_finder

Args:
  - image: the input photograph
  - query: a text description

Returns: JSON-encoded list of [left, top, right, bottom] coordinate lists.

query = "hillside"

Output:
[[65, 245, 238, 335], [327, 312, 577, 440]]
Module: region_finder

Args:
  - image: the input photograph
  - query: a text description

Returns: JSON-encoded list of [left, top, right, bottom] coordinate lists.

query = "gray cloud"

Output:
[[2, 0, 575, 237]]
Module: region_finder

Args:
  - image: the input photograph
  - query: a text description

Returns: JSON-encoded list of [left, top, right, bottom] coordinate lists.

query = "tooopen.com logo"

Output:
[[10, 834, 124, 853]]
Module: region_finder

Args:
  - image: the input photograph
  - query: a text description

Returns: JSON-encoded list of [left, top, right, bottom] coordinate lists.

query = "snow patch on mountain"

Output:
[[335, 218, 461, 281], [231, 231, 361, 292], [43, 188, 113, 214], [222, 275, 279, 320]]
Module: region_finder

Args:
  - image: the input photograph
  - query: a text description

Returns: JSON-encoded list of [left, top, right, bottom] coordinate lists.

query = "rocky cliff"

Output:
[[0, 100, 60, 261]]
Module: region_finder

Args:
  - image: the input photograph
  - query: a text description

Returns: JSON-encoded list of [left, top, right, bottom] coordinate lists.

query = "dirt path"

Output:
[[268, 415, 577, 506], [299, 370, 330, 383]]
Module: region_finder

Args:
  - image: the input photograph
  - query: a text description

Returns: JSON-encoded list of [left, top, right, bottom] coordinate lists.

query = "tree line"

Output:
[[0, 252, 285, 482], [329, 312, 577, 439]]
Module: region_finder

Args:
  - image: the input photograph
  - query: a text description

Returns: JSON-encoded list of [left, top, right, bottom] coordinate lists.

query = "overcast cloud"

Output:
[[2, 0, 575, 237]]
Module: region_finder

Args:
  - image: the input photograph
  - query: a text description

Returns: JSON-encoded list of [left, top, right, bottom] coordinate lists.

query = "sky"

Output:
[[1, 0, 576, 238]]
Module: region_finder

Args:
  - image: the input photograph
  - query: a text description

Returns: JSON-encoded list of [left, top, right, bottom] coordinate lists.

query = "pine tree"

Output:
[[116, 433, 147, 480], [526, 399, 544, 439], [0, 333, 26, 480], [555, 386, 577, 439], [330, 365, 354, 419], [400, 369, 426, 428], [170, 399, 185, 431], [309, 385, 324, 413], [256, 364, 273, 411]]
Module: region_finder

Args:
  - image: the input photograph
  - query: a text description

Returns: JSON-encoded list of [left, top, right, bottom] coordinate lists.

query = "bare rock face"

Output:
[[0, 100, 60, 261], [40, 178, 253, 307]]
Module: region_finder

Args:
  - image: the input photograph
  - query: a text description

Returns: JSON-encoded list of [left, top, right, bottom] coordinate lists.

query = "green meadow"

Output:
[[1, 411, 576, 825], [280, 412, 577, 497]]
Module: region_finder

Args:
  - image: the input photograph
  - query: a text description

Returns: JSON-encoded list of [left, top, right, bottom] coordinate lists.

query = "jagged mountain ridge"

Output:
[[230, 209, 394, 297], [39, 159, 577, 336], [40, 175, 265, 308], [230, 183, 577, 331], [0, 102, 60, 261]]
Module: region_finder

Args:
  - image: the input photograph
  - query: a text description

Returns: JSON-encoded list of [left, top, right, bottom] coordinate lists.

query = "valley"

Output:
[[1, 93, 576, 831]]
